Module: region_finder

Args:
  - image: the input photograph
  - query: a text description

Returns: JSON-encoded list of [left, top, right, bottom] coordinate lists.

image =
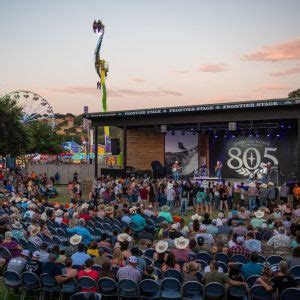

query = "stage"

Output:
[[85, 98, 300, 184]]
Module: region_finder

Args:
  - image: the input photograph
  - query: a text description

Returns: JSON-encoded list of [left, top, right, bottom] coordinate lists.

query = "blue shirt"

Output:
[[130, 214, 146, 231], [71, 252, 91, 266], [67, 226, 92, 245], [242, 262, 263, 279]]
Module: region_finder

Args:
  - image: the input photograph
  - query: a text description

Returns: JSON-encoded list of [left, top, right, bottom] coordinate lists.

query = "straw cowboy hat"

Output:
[[191, 214, 202, 221], [55, 209, 63, 217], [218, 212, 225, 218], [69, 234, 82, 246], [174, 236, 189, 250], [81, 203, 89, 210], [117, 233, 132, 243], [249, 182, 256, 188], [12, 222, 22, 230], [105, 206, 114, 214], [161, 205, 170, 212], [30, 226, 41, 236], [254, 210, 265, 218], [155, 241, 168, 253], [261, 183, 267, 188]]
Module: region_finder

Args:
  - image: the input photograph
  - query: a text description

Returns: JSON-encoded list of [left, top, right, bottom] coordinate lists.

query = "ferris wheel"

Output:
[[6, 90, 55, 130]]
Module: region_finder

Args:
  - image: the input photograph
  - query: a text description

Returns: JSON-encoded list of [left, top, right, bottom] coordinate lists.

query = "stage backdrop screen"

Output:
[[209, 134, 297, 182], [165, 131, 198, 175]]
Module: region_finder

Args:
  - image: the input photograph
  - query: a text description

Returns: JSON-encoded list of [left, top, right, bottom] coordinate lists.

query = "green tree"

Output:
[[288, 89, 300, 98], [26, 122, 63, 154], [0, 95, 30, 156]]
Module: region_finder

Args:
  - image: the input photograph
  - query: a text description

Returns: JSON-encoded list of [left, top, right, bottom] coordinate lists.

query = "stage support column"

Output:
[[123, 126, 127, 174], [297, 118, 300, 182], [94, 126, 98, 178]]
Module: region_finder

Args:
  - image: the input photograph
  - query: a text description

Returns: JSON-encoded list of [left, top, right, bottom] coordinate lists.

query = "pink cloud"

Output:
[[270, 64, 300, 77], [253, 83, 290, 91], [242, 38, 300, 62], [47, 86, 182, 97], [197, 63, 228, 72], [173, 63, 228, 74], [130, 77, 146, 83]]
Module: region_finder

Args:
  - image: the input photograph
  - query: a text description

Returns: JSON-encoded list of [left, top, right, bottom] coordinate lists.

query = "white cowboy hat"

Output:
[[171, 223, 179, 230], [161, 205, 170, 212], [155, 241, 168, 253], [249, 182, 256, 188], [268, 182, 274, 186], [30, 226, 41, 236], [12, 222, 22, 230], [55, 209, 63, 217], [218, 212, 225, 218], [167, 183, 173, 189], [81, 203, 89, 210], [174, 236, 189, 249], [117, 233, 132, 243], [254, 210, 265, 218], [69, 234, 82, 246], [261, 183, 267, 188], [191, 214, 202, 221]]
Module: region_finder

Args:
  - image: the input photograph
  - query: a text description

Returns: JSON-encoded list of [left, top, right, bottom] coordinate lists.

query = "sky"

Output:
[[0, 0, 300, 114]]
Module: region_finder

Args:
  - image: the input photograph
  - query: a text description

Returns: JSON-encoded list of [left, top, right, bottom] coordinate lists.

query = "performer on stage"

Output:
[[172, 160, 181, 181], [200, 161, 207, 177], [215, 161, 222, 181]]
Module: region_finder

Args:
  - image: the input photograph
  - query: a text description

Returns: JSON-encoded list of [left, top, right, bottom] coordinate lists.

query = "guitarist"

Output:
[[172, 160, 181, 181]]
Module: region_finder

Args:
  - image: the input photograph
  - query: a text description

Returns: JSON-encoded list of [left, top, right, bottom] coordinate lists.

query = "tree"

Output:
[[26, 122, 63, 154], [0, 95, 30, 156], [288, 89, 300, 98]]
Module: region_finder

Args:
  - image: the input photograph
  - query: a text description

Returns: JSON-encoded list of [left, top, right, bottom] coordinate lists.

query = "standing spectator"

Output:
[[247, 182, 258, 211], [116, 256, 142, 282], [280, 182, 290, 203], [165, 183, 176, 212], [259, 183, 269, 207], [180, 183, 189, 216]]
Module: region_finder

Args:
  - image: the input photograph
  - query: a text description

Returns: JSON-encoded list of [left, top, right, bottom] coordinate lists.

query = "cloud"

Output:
[[196, 63, 228, 72], [242, 38, 300, 62], [173, 63, 228, 74], [270, 64, 300, 77], [47, 86, 182, 97], [130, 77, 146, 83], [253, 83, 290, 91]]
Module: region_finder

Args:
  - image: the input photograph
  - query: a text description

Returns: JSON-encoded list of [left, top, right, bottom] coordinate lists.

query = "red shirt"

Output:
[[77, 269, 99, 292], [140, 188, 149, 200], [79, 213, 92, 222]]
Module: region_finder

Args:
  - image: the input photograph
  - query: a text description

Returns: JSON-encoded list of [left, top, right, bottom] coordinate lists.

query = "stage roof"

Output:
[[85, 97, 300, 127]]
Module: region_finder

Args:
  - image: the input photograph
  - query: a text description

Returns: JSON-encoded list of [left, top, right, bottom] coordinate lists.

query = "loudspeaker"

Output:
[[151, 160, 165, 178], [111, 138, 121, 155]]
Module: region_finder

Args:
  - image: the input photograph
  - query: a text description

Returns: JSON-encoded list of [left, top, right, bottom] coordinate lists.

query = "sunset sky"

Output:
[[0, 0, 300, 114]]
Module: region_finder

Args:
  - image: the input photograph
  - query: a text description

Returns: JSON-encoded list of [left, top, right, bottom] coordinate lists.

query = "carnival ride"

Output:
[[6, 90, 55, 130], [93, 19, 110, 148]]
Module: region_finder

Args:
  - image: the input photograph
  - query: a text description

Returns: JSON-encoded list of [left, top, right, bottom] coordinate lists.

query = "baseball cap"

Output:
[[32, 251, 40, 258], [128, 256, 138, 264], [21, 250, 30, 257]]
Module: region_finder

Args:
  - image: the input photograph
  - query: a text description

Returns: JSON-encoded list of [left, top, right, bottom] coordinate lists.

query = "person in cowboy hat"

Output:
[[54, 209, 64, 225], [67, 218, 92, 246], [247, 182, 258, 211], [11, 221, 26, 241], [172, 236, 190, 261], [250, 209, 266, 228], [259, 183, 269, 207], [165, 183, 176, 212], [267, 182, 276, 206], [158, 205, 173, 223]]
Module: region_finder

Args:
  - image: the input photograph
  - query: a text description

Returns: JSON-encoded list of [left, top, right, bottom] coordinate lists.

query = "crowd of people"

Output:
[[0, 169, 300, 299]]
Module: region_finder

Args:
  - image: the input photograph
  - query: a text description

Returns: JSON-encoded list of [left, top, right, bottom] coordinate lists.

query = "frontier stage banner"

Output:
[[209, 134, 297, 182], [165, 131, 198, 175]]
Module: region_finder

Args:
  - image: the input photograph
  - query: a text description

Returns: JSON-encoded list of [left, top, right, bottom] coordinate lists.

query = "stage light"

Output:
[[280, 124, 284, 128], [276, 134, 280, 137], [214, 135, 218, 138], [288, 125, 291, 129], [232, 135, 235, 138], [224, 135, 227, 138], [249, 134, 252, 137], [256, 134, 259, 138], [267, 134, 270, 137]]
